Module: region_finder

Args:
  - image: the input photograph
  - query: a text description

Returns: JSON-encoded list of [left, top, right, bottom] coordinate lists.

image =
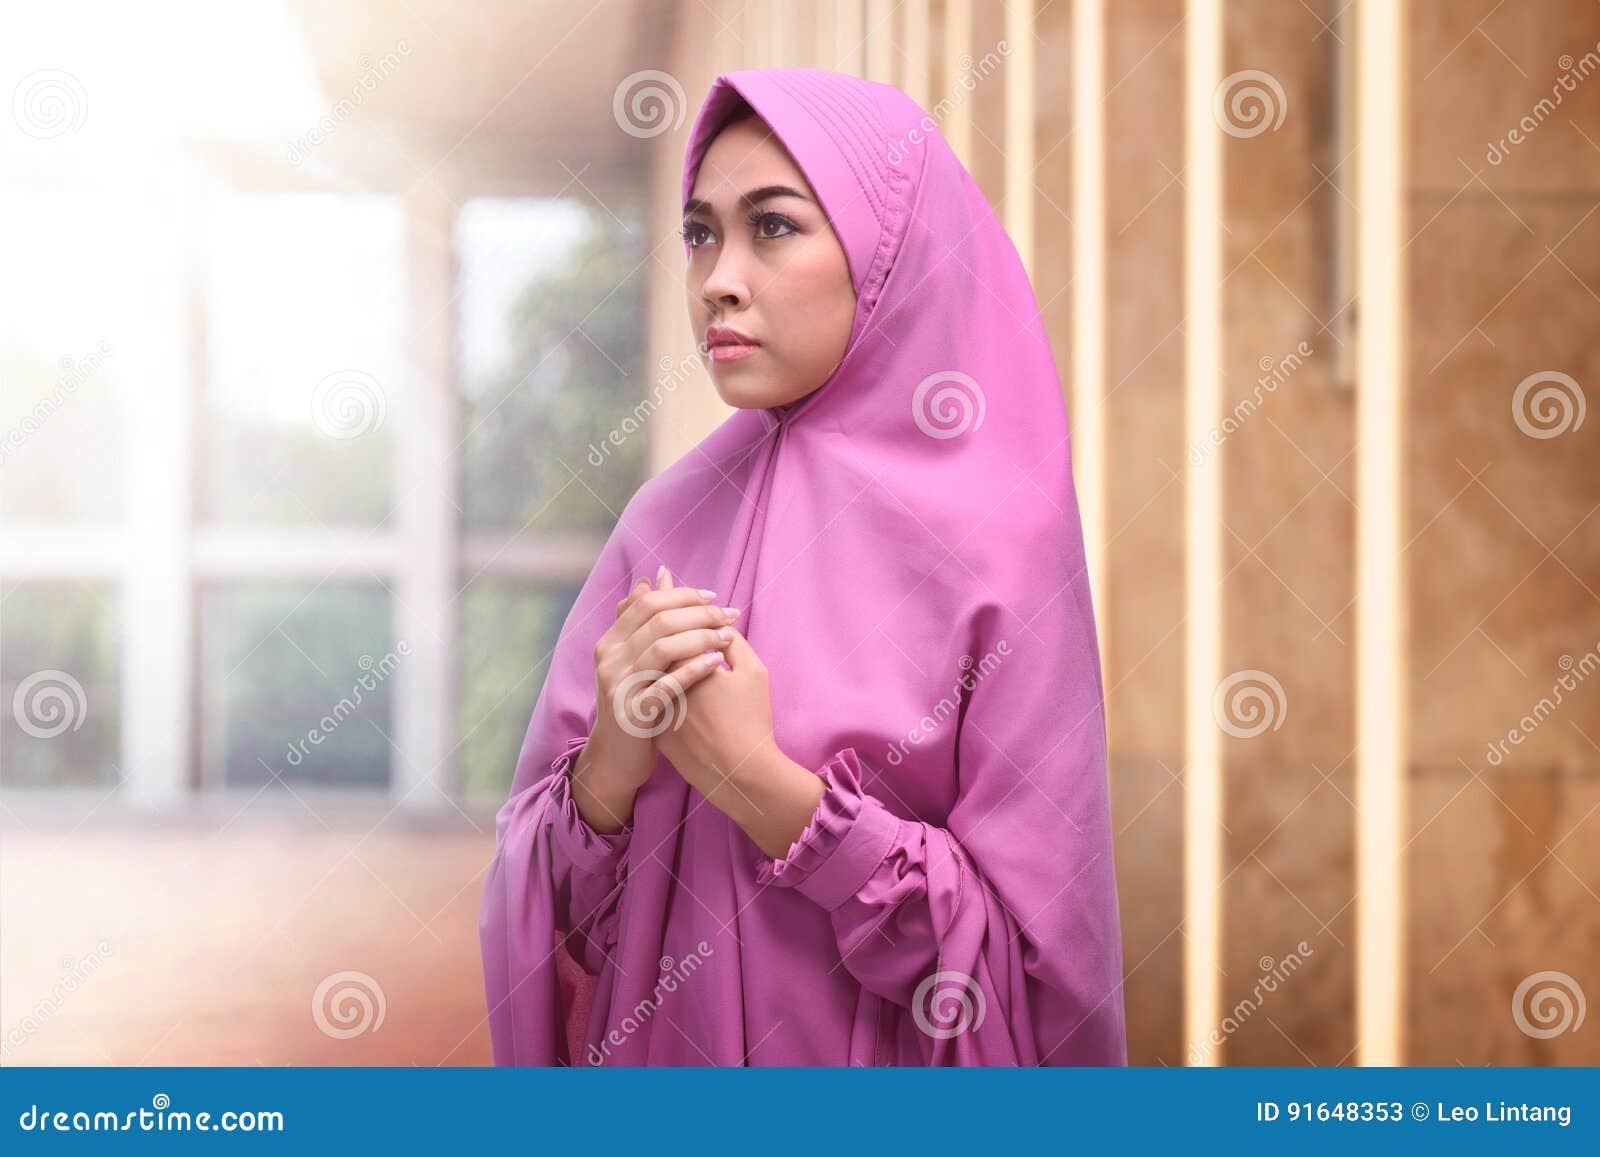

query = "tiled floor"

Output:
[[1, 816, 497, 1065]]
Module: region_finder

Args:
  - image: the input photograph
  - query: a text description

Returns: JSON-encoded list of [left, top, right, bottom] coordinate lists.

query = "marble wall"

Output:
[[1062, 0, 1600, 1065]]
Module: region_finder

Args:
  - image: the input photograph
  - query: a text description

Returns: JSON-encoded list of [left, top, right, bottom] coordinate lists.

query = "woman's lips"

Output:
[[709, 341, 760, 363], [705, 329, 761, 362]]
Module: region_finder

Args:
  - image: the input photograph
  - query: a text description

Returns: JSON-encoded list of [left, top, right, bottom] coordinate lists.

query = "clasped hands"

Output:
[[576, 565, 824, 858]]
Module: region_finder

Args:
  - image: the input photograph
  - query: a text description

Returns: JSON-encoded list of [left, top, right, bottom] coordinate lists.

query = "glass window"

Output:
[[456, 579, 581, 800], [200, 192, 403, 526], [198, 583, 395, 788], [0, 580, 120, 787], [0, 192, 128, 522], [456, 197, 650, 534]]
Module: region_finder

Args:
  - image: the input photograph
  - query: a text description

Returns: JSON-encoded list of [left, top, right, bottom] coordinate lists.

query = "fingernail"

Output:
[[717, 628, 732, 642], [726, 607, 742, 619], [657, 565, 668, 583], [698, 588, 717, 600]]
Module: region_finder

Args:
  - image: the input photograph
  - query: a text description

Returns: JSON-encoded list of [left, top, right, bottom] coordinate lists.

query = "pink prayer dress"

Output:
[[478, 67, 1127, 1066]]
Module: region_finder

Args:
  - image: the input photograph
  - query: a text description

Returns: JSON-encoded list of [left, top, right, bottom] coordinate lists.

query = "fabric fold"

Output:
[[479, 730, 635, 1065], [546, 734, 634, 880], [755, 747, 899, 912], [752, 736, 1120, 1065]]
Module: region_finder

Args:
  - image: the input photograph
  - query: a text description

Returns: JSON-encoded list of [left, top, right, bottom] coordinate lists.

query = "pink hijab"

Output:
[[479, 67, 1125, 1065]]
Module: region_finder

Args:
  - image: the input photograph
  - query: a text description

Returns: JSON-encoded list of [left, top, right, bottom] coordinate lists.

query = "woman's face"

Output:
[[683, 114, 858, 410]]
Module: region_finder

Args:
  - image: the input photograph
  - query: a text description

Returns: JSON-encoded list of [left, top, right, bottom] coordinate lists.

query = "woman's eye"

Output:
[[751, 212, 796, 239], [680, 222, 714, 248]]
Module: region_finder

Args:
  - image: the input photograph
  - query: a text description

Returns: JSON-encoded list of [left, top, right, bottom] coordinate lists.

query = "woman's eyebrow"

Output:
[[682, 184, 813, 218]]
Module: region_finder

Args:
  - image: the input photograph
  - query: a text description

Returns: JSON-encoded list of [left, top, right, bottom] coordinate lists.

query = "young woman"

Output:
[[479, 66, 1126, 1066]]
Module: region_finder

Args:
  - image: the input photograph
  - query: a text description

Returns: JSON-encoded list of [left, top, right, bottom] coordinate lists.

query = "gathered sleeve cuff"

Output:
[[546, 734, 633, 879], [754, 747, 900, 911]]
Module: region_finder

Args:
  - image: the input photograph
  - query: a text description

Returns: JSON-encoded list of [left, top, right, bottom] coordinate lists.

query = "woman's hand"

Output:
[[589, 567, 740, 786], [655, 625, 829, 859], [571, 566, 739, 833], [655, 627, 779, 800]]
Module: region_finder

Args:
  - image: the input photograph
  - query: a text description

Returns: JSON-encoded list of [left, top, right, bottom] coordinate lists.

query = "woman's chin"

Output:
[[713, 375, 782, 410], [708, 361, 824, 411]]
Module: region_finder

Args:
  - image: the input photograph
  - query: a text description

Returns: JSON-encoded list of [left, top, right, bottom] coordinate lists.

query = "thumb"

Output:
[[721, 627, 757, 669]]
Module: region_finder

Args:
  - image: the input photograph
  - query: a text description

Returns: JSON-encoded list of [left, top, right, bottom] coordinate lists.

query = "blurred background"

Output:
[[1, 0, 1596, 1067]]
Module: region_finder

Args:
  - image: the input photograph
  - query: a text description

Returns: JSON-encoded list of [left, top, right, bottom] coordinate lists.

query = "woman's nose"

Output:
[[701, 250, 751, 309]]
